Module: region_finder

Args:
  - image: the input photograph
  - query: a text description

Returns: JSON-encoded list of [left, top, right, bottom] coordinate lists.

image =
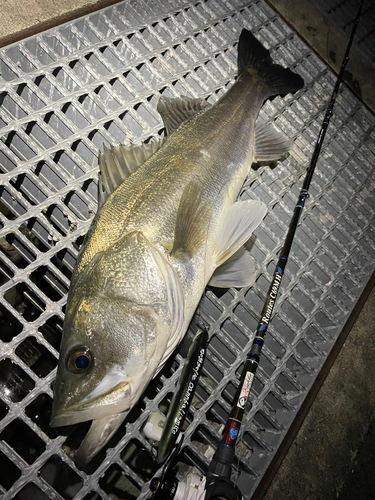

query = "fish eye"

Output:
[[66, 346, 93, 374]]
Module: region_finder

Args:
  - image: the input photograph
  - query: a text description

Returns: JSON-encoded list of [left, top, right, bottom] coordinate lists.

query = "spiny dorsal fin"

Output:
[[172, 181, 211, 259], [254, 122, 291, 162], [209, 247, 256, 288], [211, 200, 267, 272], [97, 140, 164, 207], [157, 96, 211, 136]]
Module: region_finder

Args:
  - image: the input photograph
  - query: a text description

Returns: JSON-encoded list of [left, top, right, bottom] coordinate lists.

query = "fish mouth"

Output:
[[50, 380, 131, 428]]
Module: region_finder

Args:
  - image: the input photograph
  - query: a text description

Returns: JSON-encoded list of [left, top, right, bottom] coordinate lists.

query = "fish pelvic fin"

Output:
[[172, 181, 211, 259], [209, 200, 267, 284], [209, 246, 256, 288], [238, 29, 304, 96]]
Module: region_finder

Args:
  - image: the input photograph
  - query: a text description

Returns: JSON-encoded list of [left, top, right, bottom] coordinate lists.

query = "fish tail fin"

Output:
[[238, 29, 304, 96]]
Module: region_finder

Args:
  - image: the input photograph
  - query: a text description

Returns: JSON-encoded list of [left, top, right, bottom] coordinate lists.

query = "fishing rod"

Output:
[[206, 1, 365, 497], [149, 1, 364, 498]]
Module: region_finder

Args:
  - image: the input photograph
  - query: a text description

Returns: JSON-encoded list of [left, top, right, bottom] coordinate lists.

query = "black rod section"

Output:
[[207, 0, 364, 488]]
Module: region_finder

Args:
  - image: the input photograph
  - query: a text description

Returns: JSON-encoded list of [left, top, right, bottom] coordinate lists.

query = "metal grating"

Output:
[[0, 0, 374, 499]]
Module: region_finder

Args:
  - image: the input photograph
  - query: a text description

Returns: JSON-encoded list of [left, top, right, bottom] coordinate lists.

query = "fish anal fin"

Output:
[[172, 181, 211, 259], [157, 96, 211, 136], [209, 247, 256, 288], [254, 122, 292, 162], [213, 200, 267, 270], [98, 140, 165, 204]]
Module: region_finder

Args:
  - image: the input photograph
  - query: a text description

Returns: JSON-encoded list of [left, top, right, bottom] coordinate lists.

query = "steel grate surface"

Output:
[[0, 0, 375, 499]]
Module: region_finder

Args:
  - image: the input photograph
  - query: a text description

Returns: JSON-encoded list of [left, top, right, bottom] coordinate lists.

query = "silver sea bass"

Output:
[[50, 29, 304, 463]]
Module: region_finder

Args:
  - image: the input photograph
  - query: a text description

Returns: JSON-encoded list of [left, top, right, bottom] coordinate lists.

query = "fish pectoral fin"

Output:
[[254, 122, 292, 162], [209, 247, 256, 288], [157, 96, 211, 136], [98, 140, 165, 205], [172, 181, 211, 259], [213, 200, 267, 270]]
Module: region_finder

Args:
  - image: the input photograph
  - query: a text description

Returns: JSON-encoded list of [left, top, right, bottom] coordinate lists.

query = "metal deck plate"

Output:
[[0, 1, 374, 499]]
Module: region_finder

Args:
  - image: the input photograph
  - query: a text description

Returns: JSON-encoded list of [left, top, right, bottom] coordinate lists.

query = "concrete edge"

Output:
[[266, 0, 375, 115], [0, 0, 123, 49]]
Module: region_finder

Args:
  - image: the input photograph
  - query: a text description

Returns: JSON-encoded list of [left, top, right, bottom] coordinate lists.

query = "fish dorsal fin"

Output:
[[210, 200, 267, 278], [172, 181, 211, 259], [98, 140, 164, 207], [209, 247, 256, 288], [254, 122, 292, 162], [157, 96, 211, 136]]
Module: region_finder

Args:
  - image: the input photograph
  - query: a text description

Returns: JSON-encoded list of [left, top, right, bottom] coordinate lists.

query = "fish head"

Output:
[[51, 231, 184, 460]]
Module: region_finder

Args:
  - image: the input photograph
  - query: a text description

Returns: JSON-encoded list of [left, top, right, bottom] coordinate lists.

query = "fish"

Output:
[[50, 29, 304, 464]]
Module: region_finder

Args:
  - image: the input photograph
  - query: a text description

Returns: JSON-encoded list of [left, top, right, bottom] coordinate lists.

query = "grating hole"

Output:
[[179, 446, 207, 474], [44, 111, 74, 139], [30, 265, 68, 301], [209, 334, 236, 366], [99, 464, 141, 499], [254, 411, 278, 432], [222, 381, 237, 405], [34, 160, 67, 191], [71, 139, 95, 165], [35, 75, 64, 101], [271, 315, 296, 344], [23, 121, 55, 149], [61, 102, 90, 129], [2, 130, 37, 161], [15, 336, 57, 377], [4, 282, 45, 321], [43, 204, 72, 236], [191, 424, 215, 449], [275, 373, 300, 395], [157, 391, 173, 416], [286, 356, 308, 377], [2, 232, 35, 267], [14, 483, 55, 500], [0, 186, 28, 217], [0, 450, 21, 490], [295, 341, 316, 359], [82, 492, 104, 500], [53, 67, 79, 92], [0, 398, 9, 419], [40, 455, 83, 499], [203, 357, 223, 385], [265, 391, 287, 412], [0, 418, 45, 463], [0, 302, 23, 342], [0, 149, 18, 172], [242, 431, 266, 452], [63, 190, 92, 221], [233, 303, 258, 334], [222, 317, 250, 350], [0, 358, 35, 402], [38, 315, 63, 350], [120, 440, 157, 481], [207, 401, 228, 425], [25, 393, 58, 439], [79, 94, 107, 120]]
